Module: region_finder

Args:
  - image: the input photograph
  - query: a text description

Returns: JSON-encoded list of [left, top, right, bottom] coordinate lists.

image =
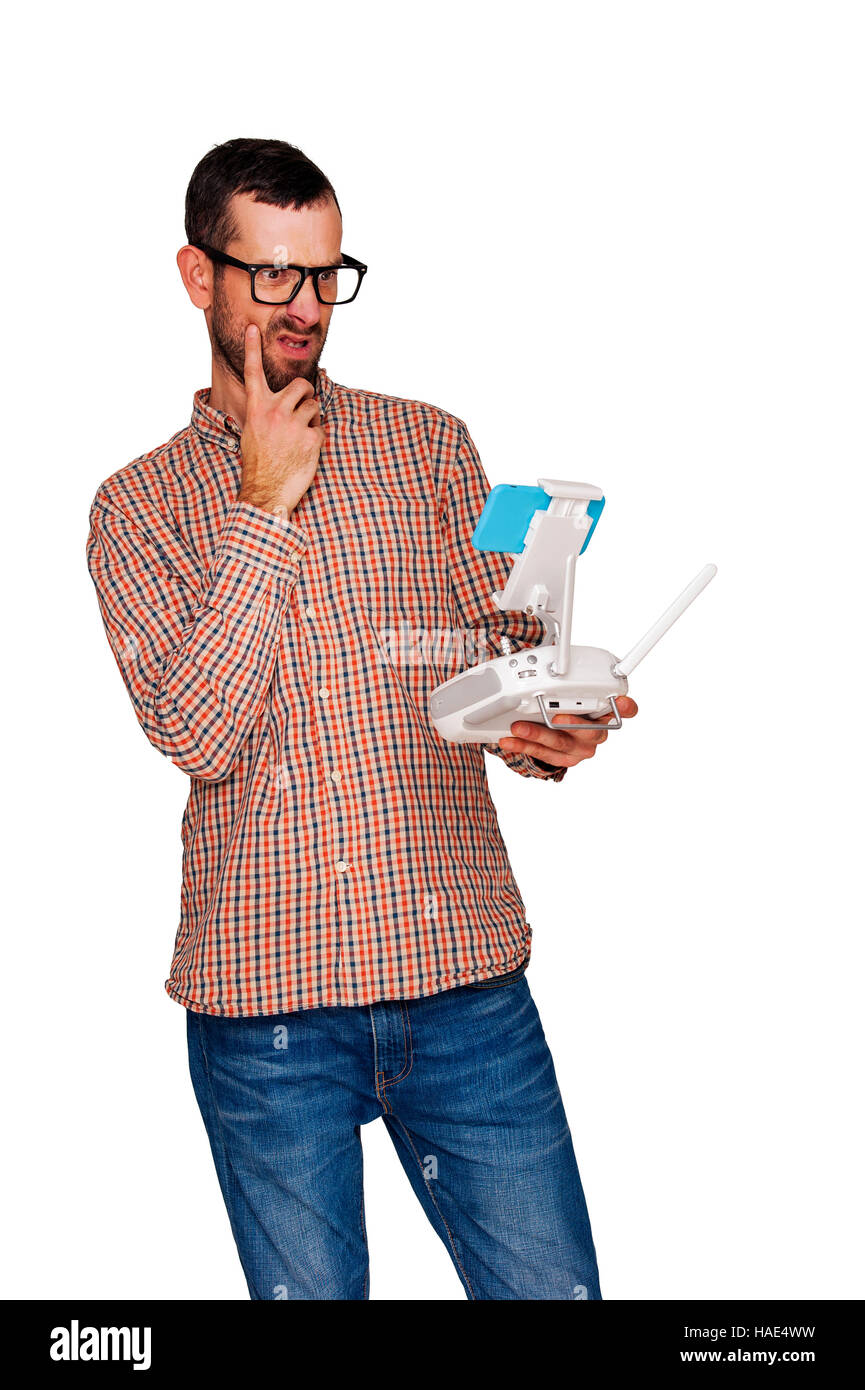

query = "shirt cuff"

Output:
[[215, 500, 309, 576], [523, 753, 568, 782]]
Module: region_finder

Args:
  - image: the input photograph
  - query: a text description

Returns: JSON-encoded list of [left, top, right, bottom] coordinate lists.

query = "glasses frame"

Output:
[[192, 242, 367, 305]]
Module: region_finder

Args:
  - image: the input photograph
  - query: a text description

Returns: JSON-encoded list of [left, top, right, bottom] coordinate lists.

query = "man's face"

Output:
[[209, 192, 343, 393]]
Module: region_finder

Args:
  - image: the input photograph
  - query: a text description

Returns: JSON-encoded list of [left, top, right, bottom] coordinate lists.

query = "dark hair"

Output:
[[184, 137, 340, 251]]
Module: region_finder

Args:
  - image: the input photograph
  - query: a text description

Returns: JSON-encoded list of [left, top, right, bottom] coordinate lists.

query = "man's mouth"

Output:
[[275, 332, 312, 359]]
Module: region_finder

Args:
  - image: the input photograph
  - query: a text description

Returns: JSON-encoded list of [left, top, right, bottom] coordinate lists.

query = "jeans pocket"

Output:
[[465, 960, 529, 990]]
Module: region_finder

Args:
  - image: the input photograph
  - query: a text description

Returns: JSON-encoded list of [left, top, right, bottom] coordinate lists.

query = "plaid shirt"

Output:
[[86, 369, 568, 1017]]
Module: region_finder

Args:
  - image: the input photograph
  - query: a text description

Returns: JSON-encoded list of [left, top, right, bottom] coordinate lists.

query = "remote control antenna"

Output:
[[612, 563, 717, 678]]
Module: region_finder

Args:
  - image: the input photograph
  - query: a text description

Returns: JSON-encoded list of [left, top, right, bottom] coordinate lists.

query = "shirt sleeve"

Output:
[[86, 492, 309, 782], [439, 421, 569, 783]]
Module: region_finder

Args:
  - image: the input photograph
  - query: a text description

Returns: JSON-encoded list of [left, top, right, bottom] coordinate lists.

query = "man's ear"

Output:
[[176, 245, 212, 310]]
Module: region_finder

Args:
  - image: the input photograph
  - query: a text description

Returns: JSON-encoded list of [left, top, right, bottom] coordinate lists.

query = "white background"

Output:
[[2, 0, 862, 1301]]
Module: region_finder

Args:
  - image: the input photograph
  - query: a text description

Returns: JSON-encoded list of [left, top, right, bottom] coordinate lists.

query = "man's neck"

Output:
[[208, 360, 249, 429]]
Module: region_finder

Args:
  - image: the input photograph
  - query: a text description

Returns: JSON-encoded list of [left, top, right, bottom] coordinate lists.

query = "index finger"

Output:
[[550, 712, 612, 728], [547, 714, 609, 743], [243, 323, 267, 398]]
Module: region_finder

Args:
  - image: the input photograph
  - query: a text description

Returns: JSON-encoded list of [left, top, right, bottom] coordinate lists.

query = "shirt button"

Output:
[[305, 606, 316, 619], [318, 686, 330, 699], [330, 770, 342, 782], [335, 859, 348, 873]]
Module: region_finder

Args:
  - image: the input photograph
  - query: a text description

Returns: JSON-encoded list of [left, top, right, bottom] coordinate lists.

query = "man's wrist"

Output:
[[237, 493, 297, 524]]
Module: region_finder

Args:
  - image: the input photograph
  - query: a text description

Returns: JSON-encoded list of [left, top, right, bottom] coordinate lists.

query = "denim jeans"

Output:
[[186, 967, 602, 1300]]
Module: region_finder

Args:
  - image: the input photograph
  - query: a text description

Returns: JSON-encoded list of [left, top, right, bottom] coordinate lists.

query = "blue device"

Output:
[[473, 483, 605, 554]]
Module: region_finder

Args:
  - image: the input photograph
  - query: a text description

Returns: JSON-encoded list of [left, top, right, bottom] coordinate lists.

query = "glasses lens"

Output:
[[316, 266, 361, 304], [254, 266, 302, 303]]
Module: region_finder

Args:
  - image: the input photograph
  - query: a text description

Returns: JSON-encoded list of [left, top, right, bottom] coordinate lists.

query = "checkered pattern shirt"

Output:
[[85, 369, 568, 1016]]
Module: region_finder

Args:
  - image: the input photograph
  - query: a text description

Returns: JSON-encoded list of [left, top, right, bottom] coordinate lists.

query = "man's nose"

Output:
[[286, 277, 321, 328]]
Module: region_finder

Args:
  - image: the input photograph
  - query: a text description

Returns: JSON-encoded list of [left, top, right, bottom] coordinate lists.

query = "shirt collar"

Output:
[[191, 366, 335, 451]]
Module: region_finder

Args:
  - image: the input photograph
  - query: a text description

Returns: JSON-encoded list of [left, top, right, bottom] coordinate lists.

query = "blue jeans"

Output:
[[186, 968, 601, 1300]]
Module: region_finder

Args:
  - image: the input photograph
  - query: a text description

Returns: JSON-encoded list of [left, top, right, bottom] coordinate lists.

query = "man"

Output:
[[86, 137, 637, 1301]]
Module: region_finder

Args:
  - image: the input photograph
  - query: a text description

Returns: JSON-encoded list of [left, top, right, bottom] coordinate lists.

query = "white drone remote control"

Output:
[[429, 478, 716, 743]]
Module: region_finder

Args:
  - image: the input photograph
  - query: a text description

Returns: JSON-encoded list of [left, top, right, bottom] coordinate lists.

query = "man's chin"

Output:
[[263, 352, 319, 393]]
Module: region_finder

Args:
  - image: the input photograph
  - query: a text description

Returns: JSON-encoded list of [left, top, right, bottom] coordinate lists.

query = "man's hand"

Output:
[[237, 323, 325, 518], [498, 696, 639, 769]]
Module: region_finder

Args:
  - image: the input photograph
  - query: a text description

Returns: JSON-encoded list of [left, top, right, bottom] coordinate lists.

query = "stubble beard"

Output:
[[211, 281, 326, 394]]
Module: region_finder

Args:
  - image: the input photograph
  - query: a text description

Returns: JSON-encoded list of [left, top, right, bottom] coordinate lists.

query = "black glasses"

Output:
[[193, 242, 367, 305]]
